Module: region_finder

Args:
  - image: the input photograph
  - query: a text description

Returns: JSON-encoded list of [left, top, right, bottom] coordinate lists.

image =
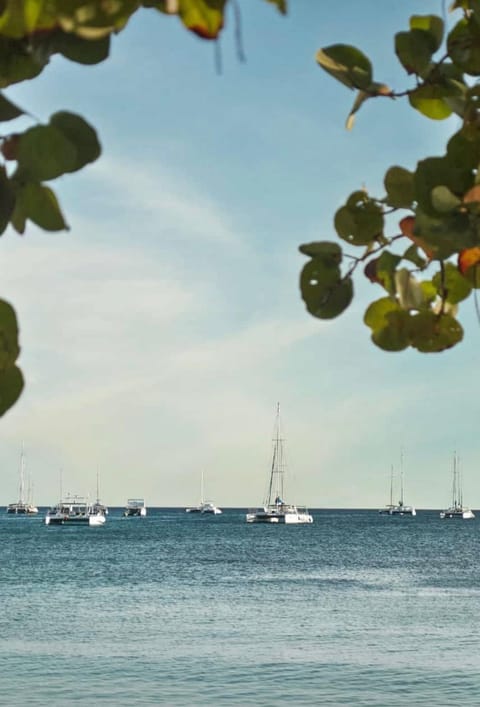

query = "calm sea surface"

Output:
[[1, 508, 480, 705]]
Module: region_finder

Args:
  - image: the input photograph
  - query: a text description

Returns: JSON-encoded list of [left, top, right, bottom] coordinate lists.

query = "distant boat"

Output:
[[45, 495, 106, 526], [6, 443, 38, 515], [379, 452, 416, 517], [440, 452, 475, 520], [124, 498, 147, 517], [185, 470, 222, 515], [246, 403, 313, 524], [92, 469, 108, 516]]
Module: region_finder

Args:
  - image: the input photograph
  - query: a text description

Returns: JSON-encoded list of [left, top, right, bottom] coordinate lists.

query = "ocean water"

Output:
[[1, 508, 480, 705]]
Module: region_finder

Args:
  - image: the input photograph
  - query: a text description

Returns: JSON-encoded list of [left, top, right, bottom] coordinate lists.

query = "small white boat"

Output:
[[379, 454, 416, 516], [124, 498, 147, 517], [6, 444, 38, 515], [45, 495, 106, 526], [440, 452, 475, 520], [246, 403, 313, 525], [185, 471, 222, 514]]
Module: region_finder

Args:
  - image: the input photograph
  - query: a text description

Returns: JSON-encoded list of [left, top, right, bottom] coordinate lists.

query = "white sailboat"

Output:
[[185, 470, 222, 514], [6, 443, 38, 515], [440, 452, 475, 520], [246, 403, 313, 524], [379, 452, 416, 516]]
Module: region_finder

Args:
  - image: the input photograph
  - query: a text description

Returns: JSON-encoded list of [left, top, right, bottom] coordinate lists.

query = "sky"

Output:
[[0, 0, 478, 509]]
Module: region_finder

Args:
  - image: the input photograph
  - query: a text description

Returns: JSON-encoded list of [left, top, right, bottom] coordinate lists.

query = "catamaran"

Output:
[[45, 494, 106, 526], [124, 498, 147, 517], [440, 452, 475, 520], [246, 403, 313, 524], [379, 452, 416, 516], [6, 443, 38, 515], [185, 470, 222, 514]]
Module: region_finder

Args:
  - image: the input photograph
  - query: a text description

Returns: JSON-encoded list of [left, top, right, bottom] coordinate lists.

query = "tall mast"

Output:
[[399, 449, 404, 506], [452, 451, 457, 508], [200, 469, 204, 504], [389, 465, 394, 507], [266, 403, 284, 506], [19, 442, 26, 504]]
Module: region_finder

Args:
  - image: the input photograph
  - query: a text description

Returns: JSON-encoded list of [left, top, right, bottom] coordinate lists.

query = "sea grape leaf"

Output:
[[432, 262, 472, 303], [0, 91, 23, 121], [16, 182, 68, 231], [316, 44, 373, 90], [408, 84, 454, 120], [409, 312, 463, 352], [334, 191, 384, 246], [298, 241, 342, 263], [0, 364, 23, 417], [410, 15, 444, 52], [0, 298, 20, 368], [50, 112, 101, 171], [17, 124, 78, 181], [395, 29, 435, 75], [448, 17, 480, 75], [384, 166, 415, 208]]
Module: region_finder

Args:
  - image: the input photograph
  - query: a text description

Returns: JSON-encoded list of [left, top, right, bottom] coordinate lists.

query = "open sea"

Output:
[[1, 508, 480, 705]]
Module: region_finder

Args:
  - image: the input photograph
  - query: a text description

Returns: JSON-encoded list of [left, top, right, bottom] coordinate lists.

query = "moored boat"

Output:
[[246, 403, 313, 525], [6, 443, 38, 515], [124, 498, 147, 517], [440, 452, 475, 520], [45, 495, 106, 526]]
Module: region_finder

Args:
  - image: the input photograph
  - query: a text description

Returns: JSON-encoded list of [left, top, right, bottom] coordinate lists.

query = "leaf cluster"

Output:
[[306, 7, 480, 353]]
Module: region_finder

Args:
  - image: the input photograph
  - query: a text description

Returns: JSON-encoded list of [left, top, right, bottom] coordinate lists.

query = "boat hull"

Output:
[[45, 513, 106, 526], [440, 508, 475, 520], [246, 507, 313, 524]]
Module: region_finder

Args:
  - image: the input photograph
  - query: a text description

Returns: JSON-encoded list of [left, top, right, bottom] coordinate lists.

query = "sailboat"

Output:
[[379, 452, 416, 516], [92, 469, 108, 516], [440, 452, 475, 519], [185, 470, 222, 514], [6, 444, 38, 515], [246, 403, 313, 524]]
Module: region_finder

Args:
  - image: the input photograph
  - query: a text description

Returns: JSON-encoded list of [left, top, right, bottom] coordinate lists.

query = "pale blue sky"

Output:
[[0, 1, 477, 509]]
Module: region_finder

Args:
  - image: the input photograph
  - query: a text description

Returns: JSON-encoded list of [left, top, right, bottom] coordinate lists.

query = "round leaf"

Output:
[[409, 312, 463, 352], [316, 44, 373, 90], [17, 125, 77, 180], [50, 111, 101, 171], [0, 365, 23, 417], [384, 166, 414, 208]]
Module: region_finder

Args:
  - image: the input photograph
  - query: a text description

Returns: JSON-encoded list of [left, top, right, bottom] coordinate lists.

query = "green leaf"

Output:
[[17, 124, 77, 181], [395, 29, 435, 75], [432, 262, 472, 303], [384, 166, 415, 208], [414, 156, 473, 216], [409, 312, 463, 352], [410, 15, 444, 52], [0, 36, 45, 88], [17, 182, 68, 231], [448, 17, 480, 75], [0, 364, 23, 417], [52, 32, 110, 65], [375, 251, 402, 295], [0, 91, 23, 121], [314, 278, 353, 319], [0, 165, 14, 234], [414, 208, 475, 259], [364, 298, 410, 351], [300, 257, 340, 314], [50, 111, 101, 171], [316, 44, 373, 90], [0, 298, 20, 368], [298, 241, 342, 263], [447, 130, 480, 171], [364, 296, 401, 329], [402, 244, 427, 269], [334, 192, 384, 246], [408, 84, 454, 120], [431, 185, 461, 213]]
